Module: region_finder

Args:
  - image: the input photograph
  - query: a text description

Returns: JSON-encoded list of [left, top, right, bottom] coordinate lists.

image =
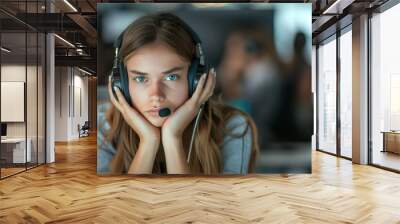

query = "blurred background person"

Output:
[[217, 26, 283, 151], [271, 31, 312, 143]]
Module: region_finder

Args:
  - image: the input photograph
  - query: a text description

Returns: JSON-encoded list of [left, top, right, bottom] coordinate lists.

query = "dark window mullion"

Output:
[[25, 0, 28, 171], [0, 25, 2, 179], [367, 11, 373, 165], [336, 29, 341, 157], [36, 0, 39, 167], [316, 44, 319, 150]]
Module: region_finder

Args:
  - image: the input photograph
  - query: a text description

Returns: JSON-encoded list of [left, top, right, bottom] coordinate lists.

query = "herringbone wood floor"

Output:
[[1, 134, 400, 223]]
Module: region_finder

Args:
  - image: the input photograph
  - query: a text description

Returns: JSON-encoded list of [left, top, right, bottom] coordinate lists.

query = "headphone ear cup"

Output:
[[111, 63, 121, 97], [119, 62, 133, 106], [188, 58, 199, 97], [111, 76, 122, 98]]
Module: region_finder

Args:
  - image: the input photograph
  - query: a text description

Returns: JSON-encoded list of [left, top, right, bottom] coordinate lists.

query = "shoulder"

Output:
[[97, 103, 116, 174], [221, 113, 253, 174], [224, 113, 250, 134]]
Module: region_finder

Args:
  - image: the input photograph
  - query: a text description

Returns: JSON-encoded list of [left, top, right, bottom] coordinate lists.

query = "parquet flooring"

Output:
[[1, 167, 26, 178], [373, 151, 400, 171], [1, 134, 400, 223]]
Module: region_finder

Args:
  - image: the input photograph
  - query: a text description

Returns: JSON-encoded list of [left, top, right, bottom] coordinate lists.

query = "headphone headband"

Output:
[[114, 14, 205, 66], [111, 13, 208, 105]]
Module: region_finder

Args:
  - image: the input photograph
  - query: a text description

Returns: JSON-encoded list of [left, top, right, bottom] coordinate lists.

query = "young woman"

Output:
[[98, 12, 259, 175]]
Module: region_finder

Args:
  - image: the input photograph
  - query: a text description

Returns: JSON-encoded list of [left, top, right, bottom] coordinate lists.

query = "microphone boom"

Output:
[[159, 108, 171, 117]]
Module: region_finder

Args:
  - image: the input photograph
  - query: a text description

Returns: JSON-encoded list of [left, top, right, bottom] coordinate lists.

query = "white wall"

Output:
[[54, 66, 68, 141], [54, 66, 89, 141], [72, 73, 89, 138]]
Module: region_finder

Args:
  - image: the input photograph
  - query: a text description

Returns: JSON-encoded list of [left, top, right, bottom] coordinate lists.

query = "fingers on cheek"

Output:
[[204, 74, 215, 99], [199, 75, 206, 88], [193, 75, 206, 100], [206, 75, 214, 95], [207, 71, 214, 88]]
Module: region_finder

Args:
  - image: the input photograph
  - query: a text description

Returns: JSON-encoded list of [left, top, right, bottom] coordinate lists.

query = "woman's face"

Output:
[[125, 42, 190, 127]]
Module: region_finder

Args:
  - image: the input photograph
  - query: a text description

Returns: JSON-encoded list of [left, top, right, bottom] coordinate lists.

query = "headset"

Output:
[[110, 14, 209, 164]]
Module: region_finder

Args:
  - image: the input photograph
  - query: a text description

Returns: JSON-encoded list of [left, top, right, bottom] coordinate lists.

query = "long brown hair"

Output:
[[106, 13, 259, 174]]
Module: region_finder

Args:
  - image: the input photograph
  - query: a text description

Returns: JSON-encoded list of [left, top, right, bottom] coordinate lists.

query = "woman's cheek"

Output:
[[130, 85, 147, 109], [174, 87, 189, 107]]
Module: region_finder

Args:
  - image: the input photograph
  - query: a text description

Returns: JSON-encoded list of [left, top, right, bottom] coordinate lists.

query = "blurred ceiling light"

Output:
[[1, 47, 11, 53], [75, 42, 85, 48], [323, 0, 354, 15], [250, 4, 274, 9], [78, 67, 92, 76], [193, 3, 229, 8], [54, 34, 75, 48], [77, 51, 87, 56], [63, 0, 78, 12]]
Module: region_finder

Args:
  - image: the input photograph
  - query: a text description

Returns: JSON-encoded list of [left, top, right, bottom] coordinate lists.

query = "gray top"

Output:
[[97, 104, 253, 174]]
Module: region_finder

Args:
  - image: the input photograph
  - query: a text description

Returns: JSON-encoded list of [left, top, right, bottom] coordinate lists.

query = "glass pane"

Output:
[[317, 37, 337, 154], [371, 3, 400, 171], [27, 31, 38, 169], [339, 29, 352, 158], [38, 32, 45, 165], [312, 45, 317, 150], [1, 31, 27, 178]]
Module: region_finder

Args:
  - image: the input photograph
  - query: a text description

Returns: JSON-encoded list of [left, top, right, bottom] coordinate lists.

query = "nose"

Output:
[[148, 79, 165, 103]]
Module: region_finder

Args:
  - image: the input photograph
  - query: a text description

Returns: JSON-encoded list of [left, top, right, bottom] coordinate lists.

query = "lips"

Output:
[[146, 107, 162, 117], [147, 108, 160, 113]]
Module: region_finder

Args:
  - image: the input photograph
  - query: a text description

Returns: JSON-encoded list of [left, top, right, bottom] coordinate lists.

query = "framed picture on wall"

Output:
[[1, 81, 25, 122]]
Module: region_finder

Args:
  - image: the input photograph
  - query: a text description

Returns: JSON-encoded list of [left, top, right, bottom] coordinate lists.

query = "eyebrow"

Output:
[[128, 66, 185, 76]]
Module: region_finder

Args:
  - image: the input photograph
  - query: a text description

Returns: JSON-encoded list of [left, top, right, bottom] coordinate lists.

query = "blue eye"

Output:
[[165, 74, 178, 81], [133, 75, 147, 83]]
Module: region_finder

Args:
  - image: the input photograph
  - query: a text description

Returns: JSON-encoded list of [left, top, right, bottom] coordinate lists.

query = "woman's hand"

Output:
[[108, 76, 160, 144], [161, 68, 216, 174], [161, 68, 216, 142]]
